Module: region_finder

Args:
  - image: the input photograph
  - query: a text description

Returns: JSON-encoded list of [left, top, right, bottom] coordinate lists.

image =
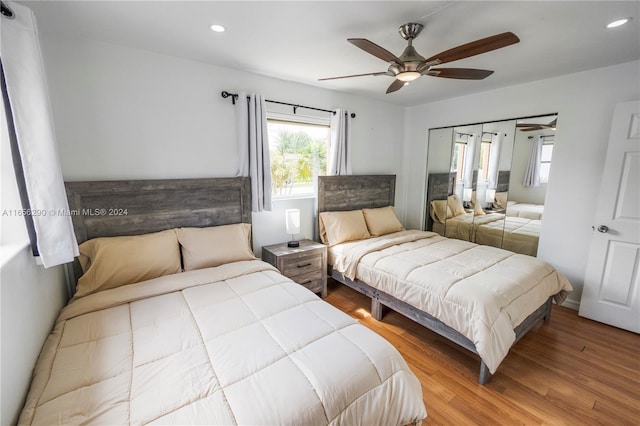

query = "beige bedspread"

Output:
[[506, 202, 544, 220], [330, 230, 572, 373], [19, 260, 426, 425], [436, 213, 540, 256], [475, 216, 541, 256]]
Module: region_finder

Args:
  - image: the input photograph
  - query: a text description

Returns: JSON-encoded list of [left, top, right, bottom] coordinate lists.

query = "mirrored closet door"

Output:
[[425, 114, 557, 257]]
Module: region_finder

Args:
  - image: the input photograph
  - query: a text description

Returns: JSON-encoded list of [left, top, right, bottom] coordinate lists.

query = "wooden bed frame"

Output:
[[317, 174, 553, 384], [64, 177, 251, 286]]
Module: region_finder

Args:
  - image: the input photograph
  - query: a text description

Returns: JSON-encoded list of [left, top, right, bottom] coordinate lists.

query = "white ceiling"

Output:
[[19, 1, 640, 106]]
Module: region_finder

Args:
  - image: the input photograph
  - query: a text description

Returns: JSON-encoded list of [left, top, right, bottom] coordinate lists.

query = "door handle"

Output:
[[596, 225, 609, 233]]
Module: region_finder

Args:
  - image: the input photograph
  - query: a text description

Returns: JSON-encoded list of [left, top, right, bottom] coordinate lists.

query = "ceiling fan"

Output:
[[516, 117, 557, 131], [319, 23, 520, 94]]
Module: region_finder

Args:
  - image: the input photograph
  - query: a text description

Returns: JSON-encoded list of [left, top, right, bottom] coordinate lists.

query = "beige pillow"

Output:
[[177, 223, 255, 271], [494, 191, 508, 209], [448, 194, 465, 216], [362, 206, 403, 236], [76, 229, 181, 298], [319, 210, 370, 246], [430, 200, 450, 224], [471, 192, 485, 216]]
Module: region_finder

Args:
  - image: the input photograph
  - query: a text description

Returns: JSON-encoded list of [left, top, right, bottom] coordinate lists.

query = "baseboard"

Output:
[[560, 297, 580, 311]]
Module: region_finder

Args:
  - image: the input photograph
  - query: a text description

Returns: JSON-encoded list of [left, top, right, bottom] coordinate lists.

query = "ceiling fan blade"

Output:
[[517, 123, 543, 128], [519, 126, 545, 131], [318, 72, 388, 81], [516, 118, 557, 132], [348, 38, 402, 64], [425, 32, 520, 65], [386, 79, 406, 94], [428, 68, 494, 80]]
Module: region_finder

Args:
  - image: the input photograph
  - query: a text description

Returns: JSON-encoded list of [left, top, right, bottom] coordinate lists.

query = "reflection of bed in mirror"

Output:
[[505, 200, 544, 219], [424, 113, 556, 258], [428, 173, 541, 256]]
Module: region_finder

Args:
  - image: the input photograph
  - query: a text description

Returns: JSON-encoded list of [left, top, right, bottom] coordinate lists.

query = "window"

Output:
[[267, 118, 330, 197], [540, 143, 554, 182], [477, 141, 492, 183], [451, 141, 466, 182]]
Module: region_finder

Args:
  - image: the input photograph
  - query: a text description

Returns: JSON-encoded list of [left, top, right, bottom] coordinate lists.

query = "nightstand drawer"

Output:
[[288, 269, 323, 285], [282, 252, 324, 277], [297, 278, 324, 294]]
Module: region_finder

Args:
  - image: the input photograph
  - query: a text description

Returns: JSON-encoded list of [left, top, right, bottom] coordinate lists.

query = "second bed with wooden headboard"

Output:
[[317, 175, 572, 384]]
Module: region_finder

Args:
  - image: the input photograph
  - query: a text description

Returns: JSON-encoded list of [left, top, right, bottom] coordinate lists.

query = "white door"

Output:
[[579, 100, 640, 333]]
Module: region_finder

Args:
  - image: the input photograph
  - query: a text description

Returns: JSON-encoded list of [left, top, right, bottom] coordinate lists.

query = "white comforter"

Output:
[[331, 230, 572, 374], [19, 260, 426, 425]]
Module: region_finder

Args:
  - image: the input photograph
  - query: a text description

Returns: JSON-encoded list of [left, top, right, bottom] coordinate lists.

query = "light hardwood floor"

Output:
[[324, 279, 640, 425]]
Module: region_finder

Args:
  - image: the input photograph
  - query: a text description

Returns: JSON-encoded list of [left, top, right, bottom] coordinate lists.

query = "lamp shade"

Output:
[[285, 209, 301, 235], [485, 189, 496, 203], [463, 188, 473, 202]]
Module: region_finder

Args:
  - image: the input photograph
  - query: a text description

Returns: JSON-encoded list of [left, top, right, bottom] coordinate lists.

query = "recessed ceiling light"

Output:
[[606, 18, 632, 28], [210, 24, 225, 33]]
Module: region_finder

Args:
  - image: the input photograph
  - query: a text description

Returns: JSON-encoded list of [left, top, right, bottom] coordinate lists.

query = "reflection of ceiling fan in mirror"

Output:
[[516, 118, 557, 132], [319, 23, 520, 94]]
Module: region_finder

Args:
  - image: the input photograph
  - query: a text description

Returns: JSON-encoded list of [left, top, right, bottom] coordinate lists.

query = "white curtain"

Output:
[[329, 108, 352, 175], [235, 92, 272, 212], [1, 1, 78, 267], [486, 133, 503, 190], [462, 134, 477, 189], [523, 135, 543, 187]]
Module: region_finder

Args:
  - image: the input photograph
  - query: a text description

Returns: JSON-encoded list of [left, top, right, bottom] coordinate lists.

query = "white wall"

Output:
[[402, 60, 640, 308], [0, 248, 68, 425], [40, 36, 406, 251]]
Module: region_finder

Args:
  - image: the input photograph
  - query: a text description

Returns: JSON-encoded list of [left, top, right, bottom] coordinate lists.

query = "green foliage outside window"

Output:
[[269, 123, 328, 196]]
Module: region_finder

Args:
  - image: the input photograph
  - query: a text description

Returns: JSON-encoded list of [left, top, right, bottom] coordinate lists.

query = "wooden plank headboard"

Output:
[[317, 175, 396, 214], [64, 177, 251, 288], [65, 177, 251, 244], [426, 173, 456, 231]]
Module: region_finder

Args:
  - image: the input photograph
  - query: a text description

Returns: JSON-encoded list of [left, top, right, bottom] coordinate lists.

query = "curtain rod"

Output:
[[528, 134, 554, 139], [221, 91, 356, 118], [1, 1, 14, 18], [456, 132, 474, 137]]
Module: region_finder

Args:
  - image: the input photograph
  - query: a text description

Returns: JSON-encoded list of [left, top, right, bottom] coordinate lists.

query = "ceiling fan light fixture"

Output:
[[321, 25, 519, 94], [606, 18, 631, 28], [396, 71, 421, 82]]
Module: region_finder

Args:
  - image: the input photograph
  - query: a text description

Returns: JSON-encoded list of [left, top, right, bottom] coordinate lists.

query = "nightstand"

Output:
[[262, 239, 327, 297]]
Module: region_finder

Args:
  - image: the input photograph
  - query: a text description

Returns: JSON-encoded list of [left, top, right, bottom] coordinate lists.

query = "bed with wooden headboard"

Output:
[[317, 174, 571, 385], [64, 177, 252, 285], [18, 177, 427, 425]]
